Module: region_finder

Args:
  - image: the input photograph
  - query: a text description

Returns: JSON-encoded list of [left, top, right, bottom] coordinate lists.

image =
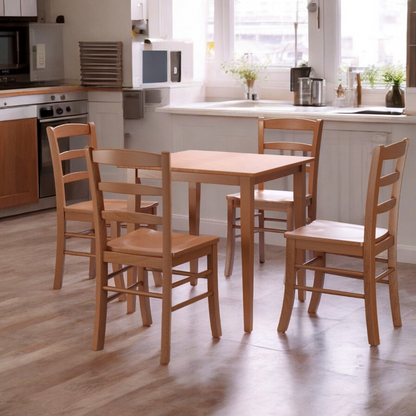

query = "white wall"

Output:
[[43, 0, 132, 86]]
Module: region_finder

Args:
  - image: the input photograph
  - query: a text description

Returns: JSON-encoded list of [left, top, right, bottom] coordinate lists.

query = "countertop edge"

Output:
[[0, 85, 123, 98], [156, 103, 416, 124]]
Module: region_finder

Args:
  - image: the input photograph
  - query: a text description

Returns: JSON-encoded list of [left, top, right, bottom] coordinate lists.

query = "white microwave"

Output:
[[132, 38, 193, 87]]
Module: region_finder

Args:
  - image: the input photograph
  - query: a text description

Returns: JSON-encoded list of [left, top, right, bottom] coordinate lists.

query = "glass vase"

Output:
[[386, 85, 405, 108], [244, 79, 255, 99]]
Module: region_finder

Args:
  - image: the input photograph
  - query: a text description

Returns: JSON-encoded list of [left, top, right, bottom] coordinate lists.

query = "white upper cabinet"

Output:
[[21, 0, 37, 16], [2, 0, 37, 17], [131, 0, 147, 20]]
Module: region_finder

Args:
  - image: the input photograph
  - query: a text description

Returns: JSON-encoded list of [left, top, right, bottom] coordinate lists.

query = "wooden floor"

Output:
[[1, 209, 416, 416]]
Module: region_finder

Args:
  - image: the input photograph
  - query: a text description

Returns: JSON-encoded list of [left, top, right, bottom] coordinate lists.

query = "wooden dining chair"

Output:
[[224, 117, 324, 277], [278, 138, 409, 346], [85, 147, 222, 364], [47, 122, 160, 290]]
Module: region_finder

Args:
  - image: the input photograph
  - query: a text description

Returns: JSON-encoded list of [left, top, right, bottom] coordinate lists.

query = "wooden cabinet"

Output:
[[0, 118, 39, 209]]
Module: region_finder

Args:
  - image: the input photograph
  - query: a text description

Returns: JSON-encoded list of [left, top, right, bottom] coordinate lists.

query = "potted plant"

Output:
[[381, 64, 406, 108], [362, 65, 380, 88], [221, 54, 268, 99]]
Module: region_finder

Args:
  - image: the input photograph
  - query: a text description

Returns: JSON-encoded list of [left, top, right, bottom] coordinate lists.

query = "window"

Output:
[[207, 0, 408, 93], [207, 0, 308, 67], [340, 0, 407, 68], [234, 0, 308, 67]]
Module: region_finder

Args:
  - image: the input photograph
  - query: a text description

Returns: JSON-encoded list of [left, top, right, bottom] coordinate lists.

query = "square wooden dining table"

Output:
[[136, 149, 314, 333]]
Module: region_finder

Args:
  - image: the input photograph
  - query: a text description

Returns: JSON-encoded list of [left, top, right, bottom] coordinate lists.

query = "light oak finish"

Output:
[[224, 117, 324, 278], [46, 122, 159, 290], [278, 138, 410, 346], [85, 148, 222, 364], [137, 149, 313, 333], [2, 210, 416, 415], [0, 117, 38, 209]]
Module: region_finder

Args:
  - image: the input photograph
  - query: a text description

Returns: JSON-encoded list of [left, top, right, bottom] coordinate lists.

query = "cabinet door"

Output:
[[0, 0, 4, 16], [0, 118, 39, 209], [4, 0, 20, 16], [20, 0, 37, 16]]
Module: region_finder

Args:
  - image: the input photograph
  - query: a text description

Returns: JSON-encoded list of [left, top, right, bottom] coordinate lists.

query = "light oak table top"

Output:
[[138, 149, 314, 332]]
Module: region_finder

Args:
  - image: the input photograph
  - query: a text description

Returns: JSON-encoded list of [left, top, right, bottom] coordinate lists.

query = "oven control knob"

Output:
[[60, 95, 66, 100], [51, 95, 56, 101], [66, 106, 71, 113], [56, 107, 64, 115]]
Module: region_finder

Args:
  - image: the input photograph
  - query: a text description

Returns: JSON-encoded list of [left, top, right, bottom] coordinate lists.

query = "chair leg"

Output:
[[387, 246, 402, 327], [207, 246, 222, 338], [112, 222, 126, 300], [160, 270, 172, 365], [138, 267, 152, 326], [127, 266, 137, 314], [88, 224, 96, 279], [110, 221, 127, 302], [92, 261, 109, 351], [308, 252, 326, 313], [287, 205, 306, 302], [277, 239, 297, 332], [53, 214, 66, 290], [258, 209, 265, 263], [224, 199, 236, 277], [286, 205, 294, 232], [363, 258, 380, 346], [148, 206, 163, 288], [152, 271, 163, 287]]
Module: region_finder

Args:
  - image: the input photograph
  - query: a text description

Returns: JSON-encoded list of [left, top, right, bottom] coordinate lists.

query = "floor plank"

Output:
[[1, 209, 416, 416]]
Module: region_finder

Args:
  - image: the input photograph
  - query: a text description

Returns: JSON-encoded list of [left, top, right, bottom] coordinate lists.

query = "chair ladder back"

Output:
[[257, 117, 324, 200], [85, 147, 171, 255], [364, 138, 409, 244], [47, 122, 97, 209]]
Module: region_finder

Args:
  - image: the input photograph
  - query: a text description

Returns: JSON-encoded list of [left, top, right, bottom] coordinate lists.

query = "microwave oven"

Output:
[[0, 22, 64, 86], [0, 23, 30, 83]]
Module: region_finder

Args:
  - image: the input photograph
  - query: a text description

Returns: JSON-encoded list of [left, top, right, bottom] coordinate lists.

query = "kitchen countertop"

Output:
[[0, 85, 89, 98], [157, 99, 415, 124]]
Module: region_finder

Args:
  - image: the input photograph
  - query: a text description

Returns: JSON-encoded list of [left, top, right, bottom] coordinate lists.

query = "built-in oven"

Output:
[[37, 93, 89, 201]]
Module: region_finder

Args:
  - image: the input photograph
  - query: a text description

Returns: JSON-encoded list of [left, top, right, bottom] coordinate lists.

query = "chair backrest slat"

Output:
[[102, 210, 163, 226], [60, 149, 86, 161], [63, 171, 89, 184], [379, 171, 400, 188], [264, 142, 312, 153], [98, 182, 163, 197], [92, 148, 162, 168], [377, 198, 397, 215], [47, 122, 98, 210]]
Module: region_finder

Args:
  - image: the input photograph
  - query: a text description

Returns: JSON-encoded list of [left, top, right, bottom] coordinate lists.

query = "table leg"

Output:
[[188, 182, 201, 285], [293, 166, 306, 302], [240, 177, 255, 332]]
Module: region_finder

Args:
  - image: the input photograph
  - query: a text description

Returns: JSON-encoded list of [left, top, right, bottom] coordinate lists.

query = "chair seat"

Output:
[[285, 219, 389, 246], [227, 190, 312, 207], [65, 199, 158, 214], [108, 228, 219, 258]]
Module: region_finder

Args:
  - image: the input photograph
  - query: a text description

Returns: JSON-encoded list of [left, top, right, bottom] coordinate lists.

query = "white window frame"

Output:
[[206, 0, 342, 102]]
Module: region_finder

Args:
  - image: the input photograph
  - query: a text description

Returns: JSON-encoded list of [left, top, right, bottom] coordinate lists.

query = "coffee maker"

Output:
[[290, 67, 325, 106], [290, 66, 311, 105]]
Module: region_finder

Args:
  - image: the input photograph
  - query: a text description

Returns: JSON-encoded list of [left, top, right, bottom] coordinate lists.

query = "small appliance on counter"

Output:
[[290, 66, 325, 106], [0, 22, 64, 89]]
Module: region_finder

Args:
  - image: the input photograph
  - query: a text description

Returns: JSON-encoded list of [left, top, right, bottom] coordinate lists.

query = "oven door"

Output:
[[38, 114, 89, 200]]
